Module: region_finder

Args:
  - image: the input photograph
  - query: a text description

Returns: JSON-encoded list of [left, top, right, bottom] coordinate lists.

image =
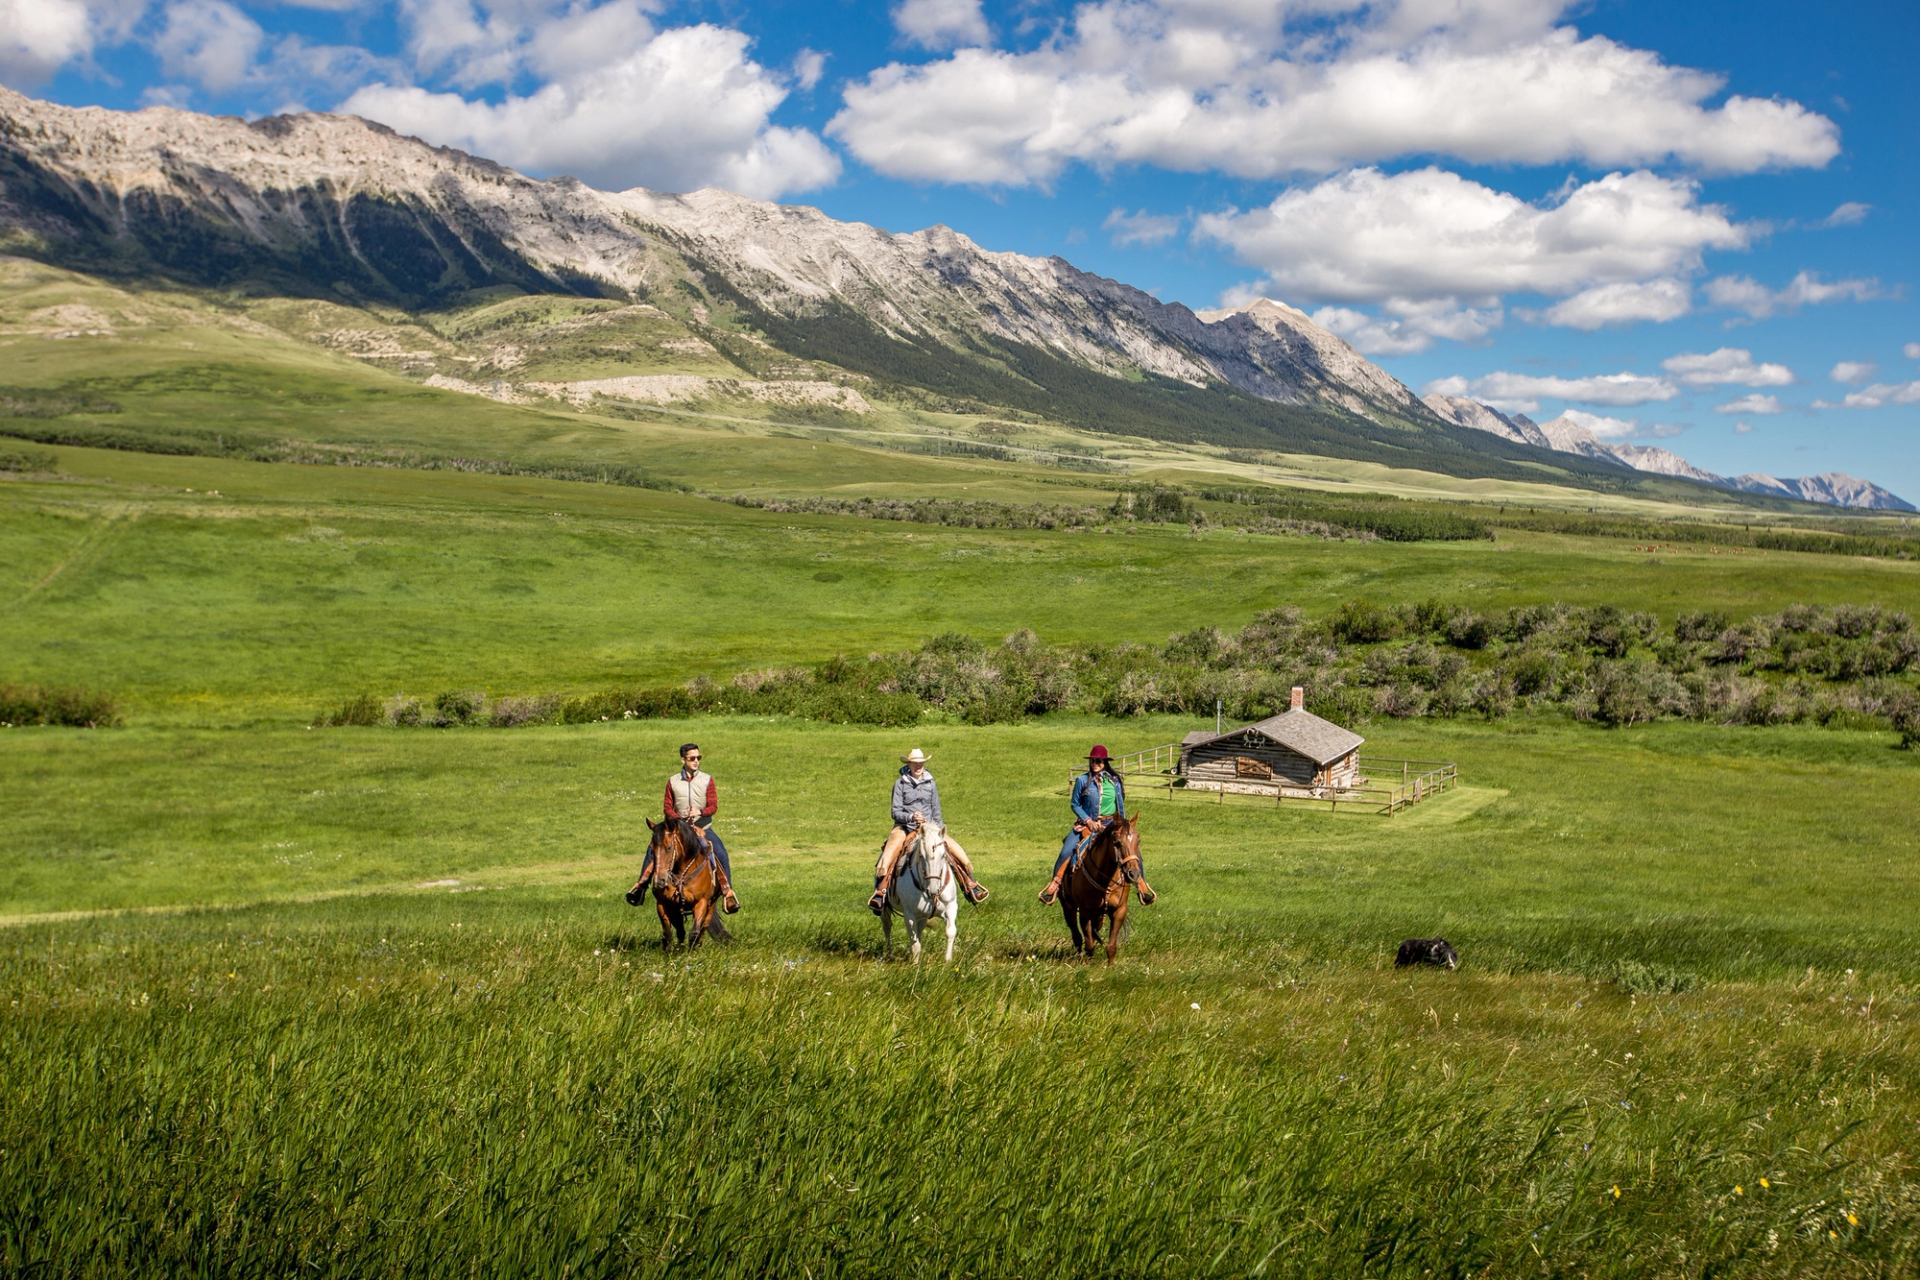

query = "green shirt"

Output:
[[1098, 776, 1118, 817]]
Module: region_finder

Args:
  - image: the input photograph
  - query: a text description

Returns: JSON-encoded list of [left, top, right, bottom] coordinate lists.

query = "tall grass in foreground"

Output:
[[3, 895, 1915, 1277]]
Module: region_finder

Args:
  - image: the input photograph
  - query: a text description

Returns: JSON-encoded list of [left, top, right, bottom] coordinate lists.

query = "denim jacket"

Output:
[[1070, 771, 1125, 826]]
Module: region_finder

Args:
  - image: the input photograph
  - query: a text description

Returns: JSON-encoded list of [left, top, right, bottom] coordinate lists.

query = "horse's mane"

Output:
[[658, 817, 704, 865]]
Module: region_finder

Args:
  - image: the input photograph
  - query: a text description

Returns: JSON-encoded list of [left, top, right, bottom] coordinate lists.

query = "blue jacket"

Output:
[[1070, 771, 1125, 826], [892, 767, 943, 829]]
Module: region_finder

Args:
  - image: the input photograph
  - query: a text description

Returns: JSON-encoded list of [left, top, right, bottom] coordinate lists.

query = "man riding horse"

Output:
[[636, 742, 739, 913], [868, 748, 990, 914], [1039, 744, 1146, 906]]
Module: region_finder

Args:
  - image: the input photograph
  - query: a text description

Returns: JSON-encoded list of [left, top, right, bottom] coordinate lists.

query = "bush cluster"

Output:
[[0, 684, 121, 728], [319, 600, 1919, 739]]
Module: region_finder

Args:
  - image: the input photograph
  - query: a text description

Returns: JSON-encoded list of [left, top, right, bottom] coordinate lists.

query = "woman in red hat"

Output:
[[1038, 745, 1125, 905]]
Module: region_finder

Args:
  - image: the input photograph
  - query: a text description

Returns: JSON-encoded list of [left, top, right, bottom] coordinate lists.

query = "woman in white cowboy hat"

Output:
[[868, 747, 990, 914]]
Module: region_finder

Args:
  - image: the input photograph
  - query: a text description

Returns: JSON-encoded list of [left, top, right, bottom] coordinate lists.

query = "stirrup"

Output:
[[867, 887, 888, 916], [1038, 879, 1061, 906], [965, 882, 990, 905], [721, 886, 740, 914]]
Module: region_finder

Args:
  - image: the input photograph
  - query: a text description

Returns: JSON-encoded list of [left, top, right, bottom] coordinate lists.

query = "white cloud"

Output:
[[1705, 270, 1887, 320], [1103, 208, 1182, 247], [1559, 408, 1638, 440], [1543, 278, 1689, 330], [154, 0, 265, 93], [1733, 421, 1753, 434], [1715, 393, 1782, 415], [526, 0, 658, 80], [1445, 370, 1677, 414], [1817, 201, 1870, 228], [829, 2, 1839, 185], [1829, 382, 1920, 410], [1660, 347, 1794, 387], [893, 0, 989, 51], [1194, 168, 1745, 306], [1905, 342, 1920, 360], [1312, 298, 1501, 355], [792, 48, 825, 92], [1830, 361, 1876, 385], [0, 0, 94, 86], [342, 24, 839, 199]]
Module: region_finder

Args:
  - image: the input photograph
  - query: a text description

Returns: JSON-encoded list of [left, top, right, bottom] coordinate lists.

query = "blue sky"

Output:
[[8, 0, 1917, 498]]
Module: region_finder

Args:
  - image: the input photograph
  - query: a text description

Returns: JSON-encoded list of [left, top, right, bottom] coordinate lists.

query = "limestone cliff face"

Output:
[[0, 86, 1440, 430]]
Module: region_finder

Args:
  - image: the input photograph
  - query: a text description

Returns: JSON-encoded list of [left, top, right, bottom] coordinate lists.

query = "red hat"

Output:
[[1087, 745, 1111, 761]]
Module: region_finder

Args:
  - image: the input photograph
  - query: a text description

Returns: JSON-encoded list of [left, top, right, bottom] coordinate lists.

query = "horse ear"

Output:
[[645, 817, 660, 832]]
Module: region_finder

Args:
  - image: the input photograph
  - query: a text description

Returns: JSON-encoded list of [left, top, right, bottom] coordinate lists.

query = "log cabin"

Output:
[[1177, 687, 1363, 794]]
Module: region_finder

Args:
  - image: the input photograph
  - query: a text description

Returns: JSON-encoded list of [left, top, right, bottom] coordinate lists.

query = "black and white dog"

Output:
[[1395, 937, 1459, 969]]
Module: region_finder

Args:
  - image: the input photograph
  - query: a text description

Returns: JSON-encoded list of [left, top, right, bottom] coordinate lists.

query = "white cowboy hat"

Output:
[[900, 748, 930, 764]]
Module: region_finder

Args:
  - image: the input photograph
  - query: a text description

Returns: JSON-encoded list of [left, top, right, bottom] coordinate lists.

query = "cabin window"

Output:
[[1234, 756, 1273, 780]]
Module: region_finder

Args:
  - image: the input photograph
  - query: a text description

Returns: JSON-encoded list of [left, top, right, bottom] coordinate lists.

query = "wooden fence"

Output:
[[1103, 745, 1457, 816]]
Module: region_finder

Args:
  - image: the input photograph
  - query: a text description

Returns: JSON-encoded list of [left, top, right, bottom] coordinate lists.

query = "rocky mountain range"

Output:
[[1421, 393, 1914, 511], [0, 85, 1905, 509]]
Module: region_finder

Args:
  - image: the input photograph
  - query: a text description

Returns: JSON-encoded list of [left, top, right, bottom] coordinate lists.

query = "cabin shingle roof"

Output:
[[1183, 708, 1364, 767]]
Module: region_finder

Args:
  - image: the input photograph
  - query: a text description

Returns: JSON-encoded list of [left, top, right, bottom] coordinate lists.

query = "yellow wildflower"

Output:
[[1734, 1185, 1744, 1196], [1847, 1211, 1859, 1227], [1611, 1185, 1621, 1199], [1759, 1178, 1770, 1189]]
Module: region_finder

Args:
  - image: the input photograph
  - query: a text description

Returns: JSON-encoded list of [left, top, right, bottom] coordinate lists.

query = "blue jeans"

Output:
[[702, 828, 732, 880]]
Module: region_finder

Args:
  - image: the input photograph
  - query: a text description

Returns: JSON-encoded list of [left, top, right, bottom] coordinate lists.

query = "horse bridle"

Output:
[[906, 826, 952, 898], [652, 820, 716, 900], [1072, 820, 1141, 895]]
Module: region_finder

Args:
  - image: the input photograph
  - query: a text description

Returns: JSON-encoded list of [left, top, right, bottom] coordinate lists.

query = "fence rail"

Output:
[[1108, 745, 1457, 816]]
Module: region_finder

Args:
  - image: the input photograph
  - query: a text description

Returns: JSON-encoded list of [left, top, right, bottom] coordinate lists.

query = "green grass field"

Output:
[[5, 324, 1919, 1274]]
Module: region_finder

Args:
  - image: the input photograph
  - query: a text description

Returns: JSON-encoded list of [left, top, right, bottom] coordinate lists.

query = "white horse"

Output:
[[882, 823, 959, 963]]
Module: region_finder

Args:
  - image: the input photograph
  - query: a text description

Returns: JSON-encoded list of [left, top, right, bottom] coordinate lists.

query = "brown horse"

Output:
[[626, 817, 732, 953], [1057, 813, 1156, 963]]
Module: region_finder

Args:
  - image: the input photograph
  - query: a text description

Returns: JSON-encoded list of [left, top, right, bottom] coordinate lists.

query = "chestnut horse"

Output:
[[1057, 814, 1156, 964], [626, 817, 732, 953]]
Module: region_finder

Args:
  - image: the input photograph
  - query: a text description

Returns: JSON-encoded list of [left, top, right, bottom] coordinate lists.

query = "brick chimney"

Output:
[[1290, 686, 1304, 710]]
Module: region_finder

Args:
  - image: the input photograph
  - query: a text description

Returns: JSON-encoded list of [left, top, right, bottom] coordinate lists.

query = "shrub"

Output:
[[0, 683, 121, 727], [385, 695, 424, 727], [318, 693, 381, 727], [0, 445, 58, 473], [1329, 600, 1402, 644], [430, 690, 486, 726], [1583, 660, 1658, 727], [1672, 610, 1729, 644], [488, 694, 560, 727], [1443, 610, 1494, 650], [1890, 690, 1920, 749]]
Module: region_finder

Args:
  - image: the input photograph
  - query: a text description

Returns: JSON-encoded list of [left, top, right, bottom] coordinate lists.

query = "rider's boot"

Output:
[[1037, 867, 1066, 906], [954, 863, 990, 905], [867, 871, 891, 916], [716, 868, 740, 914], [626, 859, 655, 906]]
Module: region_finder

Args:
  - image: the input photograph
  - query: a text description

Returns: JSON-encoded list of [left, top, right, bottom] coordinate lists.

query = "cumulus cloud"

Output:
[[1660, 347, 1794, 387], [893, 0, 989, 51], [1542, 278, 1689, 330], [1905, 342, 1920, 360], [1312, 298, 1501, 355], [1103, 208, 1182, 247], [1830, 361, 1876, 384], [154, 0, 267, 94], [829, 1, 1839, 185], [1733, 421, 1753, 434], [1441, 370, 1677, 414], [1194, 168, 1745, 306], [1715, 393, 1782, 415], [1705, 270, 1887, 320], [1558, 408, 1638, 440], [342, 23, 839, 198], [1824, 382, 1920, 410], [0, 0, 94, 86]]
